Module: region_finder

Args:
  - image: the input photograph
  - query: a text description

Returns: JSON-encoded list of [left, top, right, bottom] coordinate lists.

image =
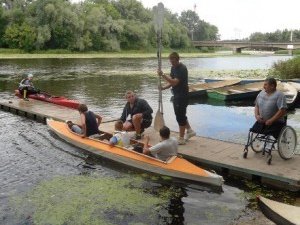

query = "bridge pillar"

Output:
[[288, 50, 293, 55], [233, 48, 242, 54]]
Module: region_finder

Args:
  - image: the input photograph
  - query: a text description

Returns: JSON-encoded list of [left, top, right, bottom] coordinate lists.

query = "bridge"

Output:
[[192, 41, 300, 53]]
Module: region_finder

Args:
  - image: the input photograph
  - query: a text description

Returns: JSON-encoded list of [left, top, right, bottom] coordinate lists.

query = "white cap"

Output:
[[27, 73, 33, 78]]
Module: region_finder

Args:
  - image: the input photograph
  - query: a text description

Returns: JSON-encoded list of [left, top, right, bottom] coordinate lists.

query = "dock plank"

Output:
[[1, 98, 299, 191]]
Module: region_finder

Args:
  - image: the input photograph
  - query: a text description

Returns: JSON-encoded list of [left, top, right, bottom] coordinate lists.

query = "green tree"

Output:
[[179, 10, 219, 41], [4, 22, 36, 51]]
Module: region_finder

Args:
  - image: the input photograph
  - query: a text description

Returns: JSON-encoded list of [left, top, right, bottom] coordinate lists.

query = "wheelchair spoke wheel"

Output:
[[250, 132, 263, 153], [277, 126, 297, 160]]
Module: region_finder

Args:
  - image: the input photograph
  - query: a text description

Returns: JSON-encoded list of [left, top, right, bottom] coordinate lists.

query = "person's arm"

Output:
[[255, 105, 264, 123], [265, 108, 286, 126], [143, 136, 151, 155], [158, 70, 180, 87], [120, 105, 127, 122], [95, 114, 102, 127], [141, 99, 153, 117], [80, 113, 87, 137], [161, 84, 172, 90]]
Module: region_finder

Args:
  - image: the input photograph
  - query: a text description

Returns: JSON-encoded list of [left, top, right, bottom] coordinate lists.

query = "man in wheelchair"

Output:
[[252, 78, 287, 139], [244, 78, 297, 164]]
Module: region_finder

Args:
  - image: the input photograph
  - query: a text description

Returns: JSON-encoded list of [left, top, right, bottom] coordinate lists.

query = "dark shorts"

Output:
[[141, 118, 152, 129], [173, 97, 188, 126], [250, 121, 286, 139], [127, 118, 152, 129], [19, 87, 39, 95]]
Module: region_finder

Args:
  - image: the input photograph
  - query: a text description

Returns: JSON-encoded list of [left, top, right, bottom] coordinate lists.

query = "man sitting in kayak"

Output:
[[18, 73, 39, 101], [78, 104, 102, 138], [120, 90, 153, 140], [143, 126, 178, 161]]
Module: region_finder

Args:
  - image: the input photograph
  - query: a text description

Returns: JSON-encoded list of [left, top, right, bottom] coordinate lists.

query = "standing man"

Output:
[[158, 52, 195, 145], [120, 91, 153, 140], [251, 78, 287, 139]]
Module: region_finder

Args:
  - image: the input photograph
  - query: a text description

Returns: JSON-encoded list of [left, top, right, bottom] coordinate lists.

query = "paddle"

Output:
[[153, 2, 165, 131]]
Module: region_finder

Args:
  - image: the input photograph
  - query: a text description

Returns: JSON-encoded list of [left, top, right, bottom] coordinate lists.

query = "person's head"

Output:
[[169, 52, 180, 67], [159, 126, 170, 140], [78, 104, 88, 114], [115, 120, 123, 131], [125, 90, 136, 104], [264, 78, 277, 94], [66, 120, 73, 128], [109, 136, 118, 146], [27, 73, 33, 80]]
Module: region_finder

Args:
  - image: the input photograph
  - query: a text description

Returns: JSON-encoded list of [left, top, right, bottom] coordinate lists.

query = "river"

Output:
[[0, 55, 298, 225]]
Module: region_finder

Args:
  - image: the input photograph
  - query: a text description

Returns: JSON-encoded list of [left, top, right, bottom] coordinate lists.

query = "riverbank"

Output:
[[0, 50, 291, 59], [0, 52, 232, 59]]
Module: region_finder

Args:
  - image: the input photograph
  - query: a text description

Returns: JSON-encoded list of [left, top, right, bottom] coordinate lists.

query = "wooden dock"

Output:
[[1, 98, 299, 191]]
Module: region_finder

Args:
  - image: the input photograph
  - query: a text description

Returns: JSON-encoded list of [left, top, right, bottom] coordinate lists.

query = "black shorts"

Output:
[[19, 87, 39, 95], [173, 97, 188, 126], [250, 121, 286, 139], [127, 118, 152, 129], [141, 119, 152, 129]]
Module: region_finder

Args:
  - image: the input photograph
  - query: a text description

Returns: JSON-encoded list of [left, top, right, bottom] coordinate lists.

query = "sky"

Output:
[[139, 0, 300, 40]]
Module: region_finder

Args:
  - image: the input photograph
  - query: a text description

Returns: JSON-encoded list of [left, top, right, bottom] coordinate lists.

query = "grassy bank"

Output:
[[0, 50, 232, 59]]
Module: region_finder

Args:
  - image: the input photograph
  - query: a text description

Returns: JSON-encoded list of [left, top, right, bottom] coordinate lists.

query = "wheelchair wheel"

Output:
[[250, 132, 263, 153], [277, 126, 297, 160]]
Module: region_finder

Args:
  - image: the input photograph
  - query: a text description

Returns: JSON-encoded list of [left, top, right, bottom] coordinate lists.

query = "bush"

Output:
[[270, 57, 300, 79]]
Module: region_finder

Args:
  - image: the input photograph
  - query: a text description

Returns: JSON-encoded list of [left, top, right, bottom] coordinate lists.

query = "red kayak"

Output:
[[15, 90, 80, 109]]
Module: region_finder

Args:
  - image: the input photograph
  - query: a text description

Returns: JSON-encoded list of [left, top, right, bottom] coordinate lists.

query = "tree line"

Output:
[[248, 29, 300, 42], [0, 0, 219, 52]]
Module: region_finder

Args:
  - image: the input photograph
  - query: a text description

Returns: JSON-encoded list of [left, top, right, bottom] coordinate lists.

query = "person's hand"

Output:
[[255, 115, 264, 123], [157, 70, 163, 77], [265, 119, 273, 126]]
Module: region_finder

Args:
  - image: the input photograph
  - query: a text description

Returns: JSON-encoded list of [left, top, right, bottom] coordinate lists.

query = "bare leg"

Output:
[[123, 121, 134, 131], [186, 120, 192, 131], [179, 125, 185, 138], [132, 115, 142, 134]]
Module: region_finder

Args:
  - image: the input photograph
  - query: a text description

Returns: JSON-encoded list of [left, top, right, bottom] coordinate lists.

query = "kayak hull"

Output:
[[15, 90, 80, 109], [47, 119, 224, 187], [257, 195, 300, 225]]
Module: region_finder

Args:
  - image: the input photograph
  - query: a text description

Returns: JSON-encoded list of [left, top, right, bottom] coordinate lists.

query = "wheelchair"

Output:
[[243, 118, 297, 165]]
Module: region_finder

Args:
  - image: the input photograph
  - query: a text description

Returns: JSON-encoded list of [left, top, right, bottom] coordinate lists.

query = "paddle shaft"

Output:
[[155, 2, 164, 114]]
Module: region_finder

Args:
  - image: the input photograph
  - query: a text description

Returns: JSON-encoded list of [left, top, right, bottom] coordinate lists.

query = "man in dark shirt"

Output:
[[78, 104, 102, 138], [120, 90, 153, 140], [158, 52, 195, 145]]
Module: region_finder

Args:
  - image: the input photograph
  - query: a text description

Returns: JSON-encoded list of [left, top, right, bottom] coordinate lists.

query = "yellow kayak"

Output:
[[47, 119, 224, 187]]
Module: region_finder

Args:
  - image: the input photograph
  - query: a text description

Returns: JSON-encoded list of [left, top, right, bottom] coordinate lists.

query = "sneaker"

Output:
[[178, 137, 186, 145], [184, 130, 196, 141], [23, 98, 29, 101]]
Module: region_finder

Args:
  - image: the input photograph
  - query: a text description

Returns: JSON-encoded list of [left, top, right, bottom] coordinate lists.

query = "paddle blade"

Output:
[[154, 110, 165, 131], [153, 2, 164, 33]]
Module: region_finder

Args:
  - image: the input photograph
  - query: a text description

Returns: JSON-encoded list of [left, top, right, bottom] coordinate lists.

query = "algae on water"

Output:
[[10, 175, 173, 225]]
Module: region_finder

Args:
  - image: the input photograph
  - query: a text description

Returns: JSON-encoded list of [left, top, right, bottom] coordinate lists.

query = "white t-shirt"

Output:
[[149, 137, 178, 161]]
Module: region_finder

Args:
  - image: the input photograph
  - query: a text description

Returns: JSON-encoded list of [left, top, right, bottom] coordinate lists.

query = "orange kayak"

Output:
[[47, 119, 224, 187]]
